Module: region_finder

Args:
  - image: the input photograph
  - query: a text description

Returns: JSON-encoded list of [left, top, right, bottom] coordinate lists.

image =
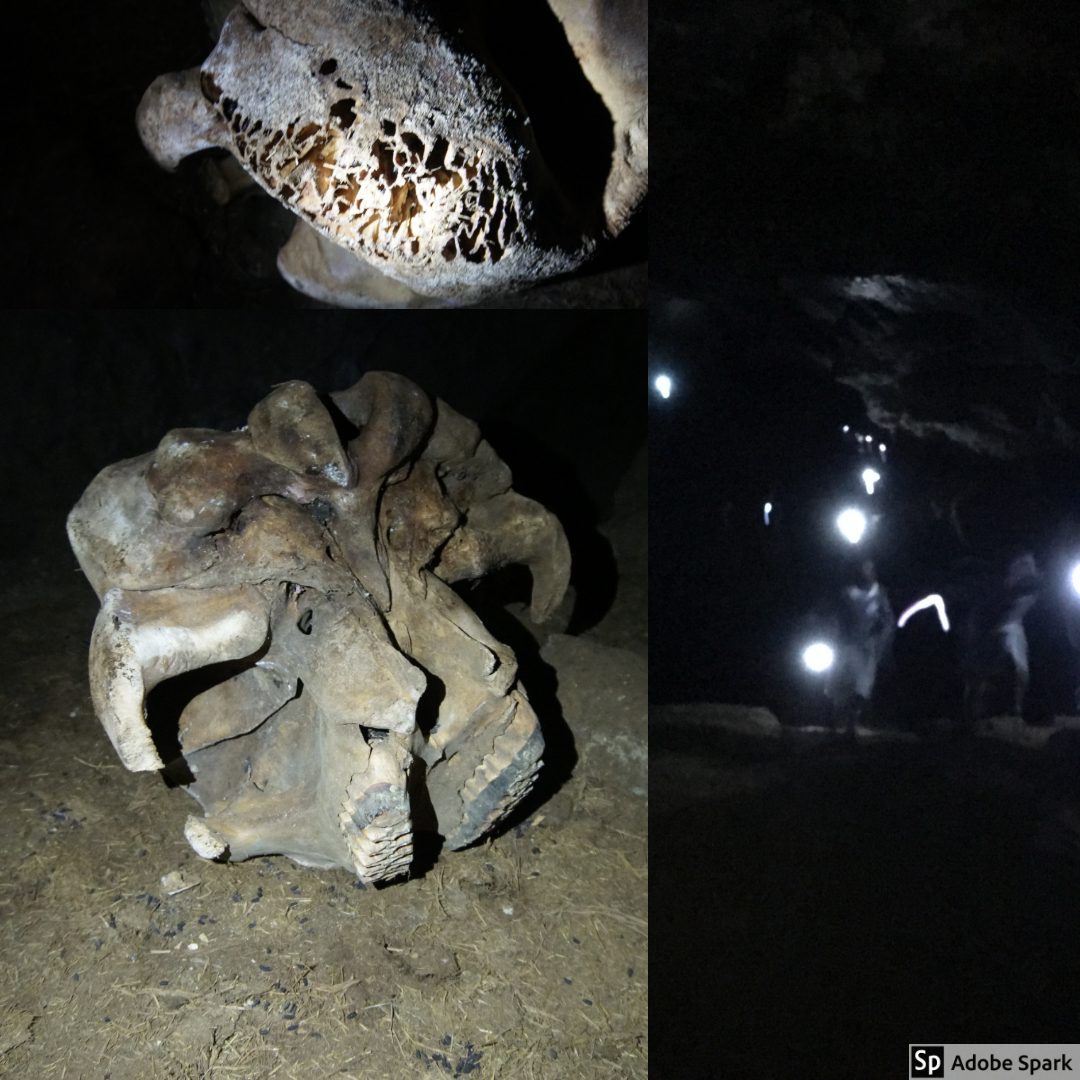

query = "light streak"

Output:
[[897, 593, 950, 632]]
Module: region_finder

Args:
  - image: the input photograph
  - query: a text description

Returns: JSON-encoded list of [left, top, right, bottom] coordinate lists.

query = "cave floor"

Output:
[[654, 719, 1080, 1080], [0, 549, 646, 1079]]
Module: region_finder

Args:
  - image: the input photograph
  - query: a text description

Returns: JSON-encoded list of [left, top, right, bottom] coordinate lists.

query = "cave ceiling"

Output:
[[654, 0, 1080, 466], [784, 274, 1080, 460]]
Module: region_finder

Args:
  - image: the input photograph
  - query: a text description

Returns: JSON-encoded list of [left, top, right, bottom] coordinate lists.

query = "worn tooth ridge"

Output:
[[339, 773, 414, 884]]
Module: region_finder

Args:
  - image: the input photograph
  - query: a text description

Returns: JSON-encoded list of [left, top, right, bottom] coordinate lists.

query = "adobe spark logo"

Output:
[[911, 1046, 945, 1078]]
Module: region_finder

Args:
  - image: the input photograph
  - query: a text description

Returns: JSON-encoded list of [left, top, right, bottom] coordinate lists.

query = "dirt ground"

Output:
[[653, 706, 1080, 1080], [0, 452, 646, 1080]]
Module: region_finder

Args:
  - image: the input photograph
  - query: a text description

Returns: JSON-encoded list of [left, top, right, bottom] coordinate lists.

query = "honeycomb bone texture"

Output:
[[138, 0, 593, 303]]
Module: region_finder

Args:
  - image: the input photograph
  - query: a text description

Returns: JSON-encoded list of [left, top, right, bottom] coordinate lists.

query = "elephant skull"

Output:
[[67, 371, 570, 884]]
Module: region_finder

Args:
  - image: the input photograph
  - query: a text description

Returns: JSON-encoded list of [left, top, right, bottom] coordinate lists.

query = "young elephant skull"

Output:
[[67, 372, 570, 884]]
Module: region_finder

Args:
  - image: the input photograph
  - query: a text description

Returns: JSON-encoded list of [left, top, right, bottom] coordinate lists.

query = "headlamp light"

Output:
[[802, 642, 835, 673], [836, 508, 867, 544]]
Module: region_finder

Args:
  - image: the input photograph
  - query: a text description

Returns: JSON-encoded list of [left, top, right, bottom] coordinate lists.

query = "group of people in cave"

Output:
[[802, 428, 1080, 736], [821, 549, 1049, 736]]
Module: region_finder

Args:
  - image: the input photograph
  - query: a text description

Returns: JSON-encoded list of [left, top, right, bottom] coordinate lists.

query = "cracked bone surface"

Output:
[[135, 0, 647, 307], [67, 372, 570, 884]]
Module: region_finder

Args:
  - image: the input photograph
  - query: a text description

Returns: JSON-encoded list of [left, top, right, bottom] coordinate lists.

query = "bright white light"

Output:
[[803, 642, 835, 673], [897, 593, 950, 633], [1070, 563, 1080, 599], [655, 375, 672, 399], [836, 508, 867, 544], [842, 425, 850, 433], [864, 435, 874, 443], [861, 467, 881, 495], [764, 502, 772, 525], [879, 443, 886, 453]]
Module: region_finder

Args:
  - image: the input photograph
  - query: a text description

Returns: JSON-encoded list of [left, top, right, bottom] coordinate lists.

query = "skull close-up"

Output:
[[135, 0, 647, 307], [67, 371, 570, 885]]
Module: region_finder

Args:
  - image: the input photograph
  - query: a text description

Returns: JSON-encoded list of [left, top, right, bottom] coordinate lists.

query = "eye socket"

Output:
[[297, 609, 313, 635]]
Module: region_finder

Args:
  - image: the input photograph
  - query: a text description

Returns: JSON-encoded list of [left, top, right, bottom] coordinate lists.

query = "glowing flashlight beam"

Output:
[[655, 375, 672, 399], [764, 502, 772, 525], [802, 642, 835, 673], [836, 508, 867, 544], [1070, 563, 1080, 599], [861, 468, 881, 495], [897, 593, 950, 632]]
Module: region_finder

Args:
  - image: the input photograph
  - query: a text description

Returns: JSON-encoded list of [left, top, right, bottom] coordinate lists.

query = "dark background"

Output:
[[654, 0, 1080, 310]]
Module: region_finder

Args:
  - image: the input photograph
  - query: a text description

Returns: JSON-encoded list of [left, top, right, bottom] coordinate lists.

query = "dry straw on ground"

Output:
[[0, 569, 646, 1079]]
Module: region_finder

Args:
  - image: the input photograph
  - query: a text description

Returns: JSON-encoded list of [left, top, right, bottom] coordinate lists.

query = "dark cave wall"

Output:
[[651, 295, 856, 704]]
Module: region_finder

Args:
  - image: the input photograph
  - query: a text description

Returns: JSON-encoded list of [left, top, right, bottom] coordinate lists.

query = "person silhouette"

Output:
[[827, 558, 894, 735]]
